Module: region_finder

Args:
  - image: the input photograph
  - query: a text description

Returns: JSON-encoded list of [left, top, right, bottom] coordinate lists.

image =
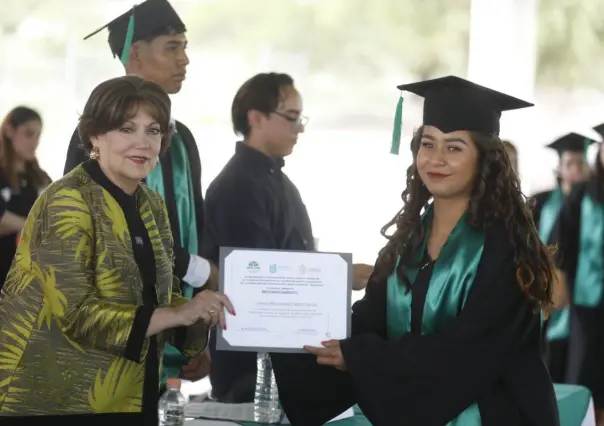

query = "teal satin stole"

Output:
[[537, 189, 569, 341], [386, 207, 485, 425], [146, 131, 199, 384], [147, 132, 199, 298], [538, 189, 563, 243], [386, 207, 485, 337], [574, 194, 604, 307]]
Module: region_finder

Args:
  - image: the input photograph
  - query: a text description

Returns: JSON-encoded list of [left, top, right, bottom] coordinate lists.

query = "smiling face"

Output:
[[416, 125, 479, 199], [91, 106, 163, 194]]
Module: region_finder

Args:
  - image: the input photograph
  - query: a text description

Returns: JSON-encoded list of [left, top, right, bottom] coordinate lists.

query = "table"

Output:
[[185, 384, 594, 425]]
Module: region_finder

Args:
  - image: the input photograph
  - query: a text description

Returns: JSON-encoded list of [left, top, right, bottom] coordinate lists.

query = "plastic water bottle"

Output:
[[158, 377, 186, 426], [254, 352, 282, 424]]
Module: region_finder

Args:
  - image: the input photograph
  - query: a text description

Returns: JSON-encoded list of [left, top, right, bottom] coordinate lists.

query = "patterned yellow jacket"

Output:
[[0, 163, 208, 415]]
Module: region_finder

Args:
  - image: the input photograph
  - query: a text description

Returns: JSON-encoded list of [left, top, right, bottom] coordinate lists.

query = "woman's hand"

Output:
[[304, 340, 347, 371], [177, 290, 235, 329]]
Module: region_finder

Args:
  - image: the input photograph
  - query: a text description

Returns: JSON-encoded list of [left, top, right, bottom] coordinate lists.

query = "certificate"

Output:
[[216, 247, 352, 353]]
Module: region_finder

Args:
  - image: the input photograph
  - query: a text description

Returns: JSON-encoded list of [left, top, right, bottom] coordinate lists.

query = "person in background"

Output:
[[0, 75, 233, 423], [63, 0, 214, 384], [202, 72, 374, 403], [270, 76, 558, 425], [502, 139, 518, 175], [532, 132, 594, 236], [549, 138, 604, 425], [0, 106, 50, 289], [532, 133, 595, 385]]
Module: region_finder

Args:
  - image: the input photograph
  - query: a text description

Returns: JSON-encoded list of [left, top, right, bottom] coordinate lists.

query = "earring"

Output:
[[90, 147, 100, 160]]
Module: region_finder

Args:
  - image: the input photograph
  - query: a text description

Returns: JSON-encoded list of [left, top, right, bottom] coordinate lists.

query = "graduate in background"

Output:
[[63, 0, 214, 385], [532, 133, 594, 237], [270, 76, 559, 426], [550, 137, 604, 425], [0, 106, 50, 289], [531, 133, 595, 384]]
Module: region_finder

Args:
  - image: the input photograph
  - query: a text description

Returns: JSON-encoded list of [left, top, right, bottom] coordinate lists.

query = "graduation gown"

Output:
[[62, 121, 205, 283], [531, 188, 569, 382], [549, 181, 604, 407], [271, 223, 558, 426]]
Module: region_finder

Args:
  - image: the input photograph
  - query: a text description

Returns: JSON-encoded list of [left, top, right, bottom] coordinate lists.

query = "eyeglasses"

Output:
[[272, 111, 309, 128]]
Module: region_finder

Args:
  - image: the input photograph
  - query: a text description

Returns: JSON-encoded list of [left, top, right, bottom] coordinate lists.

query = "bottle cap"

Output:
[[166, 377, 181, 389]]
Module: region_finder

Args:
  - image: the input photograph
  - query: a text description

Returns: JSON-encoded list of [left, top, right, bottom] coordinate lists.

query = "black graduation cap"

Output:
[[546, 132, 596, 157], [593, 123, 604, 139], [390, 75, 533, 155], [83, 0, 186, 64]]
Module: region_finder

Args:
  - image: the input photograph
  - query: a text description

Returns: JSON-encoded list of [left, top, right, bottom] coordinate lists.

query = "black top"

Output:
[[202, 142, 315, 402], [63, 121, 204, 291], [270, 224, 558, 426], [0, 170, 41, 288]]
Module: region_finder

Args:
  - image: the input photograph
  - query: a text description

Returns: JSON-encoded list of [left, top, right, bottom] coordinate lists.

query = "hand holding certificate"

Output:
[[216, 247, 352, 353]]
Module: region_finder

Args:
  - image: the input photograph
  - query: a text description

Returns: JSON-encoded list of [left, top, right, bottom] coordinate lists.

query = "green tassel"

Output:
[[120, 14, 135, 65], [584, 138, 590, 159], [390, 95, 403, 155]]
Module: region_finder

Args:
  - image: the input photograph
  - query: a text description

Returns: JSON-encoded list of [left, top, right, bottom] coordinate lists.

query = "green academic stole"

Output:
[[574, 193, 604, 307], [538, 189, 563, 243], [386, 208, 485, 338], [147, 131, 199, 299], [146, 131, 199, 383], [537, 189, 570, 341], [386, 207, 484, 425]]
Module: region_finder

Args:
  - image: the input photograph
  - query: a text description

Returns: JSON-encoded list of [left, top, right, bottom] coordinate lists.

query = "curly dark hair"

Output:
[[371, 126, 555, 313]]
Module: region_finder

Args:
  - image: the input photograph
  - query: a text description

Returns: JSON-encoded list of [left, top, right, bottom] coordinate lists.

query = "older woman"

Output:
[[0, 75, 232, 423]]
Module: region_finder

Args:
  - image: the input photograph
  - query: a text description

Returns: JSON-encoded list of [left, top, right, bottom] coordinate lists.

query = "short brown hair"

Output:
[[78, 75, 172, 155], [231, 72, 294, 138]]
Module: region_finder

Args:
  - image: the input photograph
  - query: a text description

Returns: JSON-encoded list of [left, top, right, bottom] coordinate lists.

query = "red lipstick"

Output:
[[427, 172, 451, 179]]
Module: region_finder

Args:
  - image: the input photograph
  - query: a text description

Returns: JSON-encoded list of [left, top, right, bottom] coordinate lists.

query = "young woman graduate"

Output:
[[270, 76, 559, 426], [549, 138, 604, 424], [531, 133, 594, 384]]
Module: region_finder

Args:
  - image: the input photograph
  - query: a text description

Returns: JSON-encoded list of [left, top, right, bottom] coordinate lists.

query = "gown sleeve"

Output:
[[155, 194, 209, 357], [270, 262, 387, 426], [273, 227, 537, 426]]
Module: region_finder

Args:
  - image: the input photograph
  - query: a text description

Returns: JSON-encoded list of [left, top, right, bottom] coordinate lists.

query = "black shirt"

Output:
[[202, 142, 315, 402]]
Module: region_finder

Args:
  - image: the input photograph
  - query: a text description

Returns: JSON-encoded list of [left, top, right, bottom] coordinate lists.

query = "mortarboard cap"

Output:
[[390, 75, 533, 155], [546, 132, 596, 158], [593, 123, 604, 139], [83, 0, 186, 65]]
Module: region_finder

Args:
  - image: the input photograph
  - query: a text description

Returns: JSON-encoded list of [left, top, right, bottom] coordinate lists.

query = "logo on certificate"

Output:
[[269, 264, 277, 273], [247, 261, 260, 270], [298, 264, 307, 275]]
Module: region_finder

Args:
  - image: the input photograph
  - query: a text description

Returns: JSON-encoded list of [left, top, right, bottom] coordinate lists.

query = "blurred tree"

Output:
[[537, 0, 604, 89], [182, 0, 471, 80]]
